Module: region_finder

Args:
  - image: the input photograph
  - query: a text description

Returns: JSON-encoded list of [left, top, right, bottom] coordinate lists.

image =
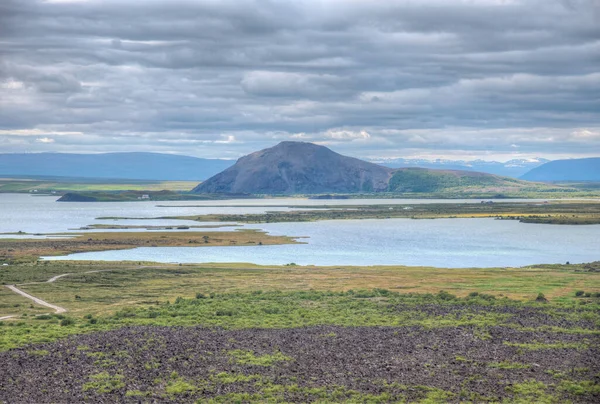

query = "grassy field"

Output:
[[4, 262, 599, 314], [1, 260, 598, 329], [0, 178, 197, 193]]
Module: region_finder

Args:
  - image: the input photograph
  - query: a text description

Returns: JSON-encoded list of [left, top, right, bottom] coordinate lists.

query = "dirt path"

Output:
[[46, 273, 73, 283], [46, 267, 151, 283], [1, 265, 158, 320], [5, 285, 67, 314]]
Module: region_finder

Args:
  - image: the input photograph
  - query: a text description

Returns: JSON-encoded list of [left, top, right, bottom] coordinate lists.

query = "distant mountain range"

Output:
[[521, 158, 600, 182], [0, 152, 232, 181], [369, 157, 550, 178], [2, 151, 596, 184], [193, 142, 537, 195]]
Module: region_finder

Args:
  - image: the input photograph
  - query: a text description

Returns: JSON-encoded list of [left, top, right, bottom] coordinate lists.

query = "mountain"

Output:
[[370, 157, 550, 178], [193, 141, 536, 195], [0, 152, 234, 181], [193, 141, 393, 194], [521, 158, 600, 182]]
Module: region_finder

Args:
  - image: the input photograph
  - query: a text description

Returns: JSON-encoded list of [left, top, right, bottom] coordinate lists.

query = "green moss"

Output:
[[504, 341, 589, 351], [85, 351, 105, 359], [227, 349, 293, 367], [212, 372, 263, 384], [165, 378, 196, 395], [125, 389, 150, 397], [82, 372, 125, 394], [558, 380, 600, 396], [420, 388, 456, 403], [27, 349, 49, 356], [488, 361, 531, 369], [144, 360, 160, 370], [506, 380, 555, 403]]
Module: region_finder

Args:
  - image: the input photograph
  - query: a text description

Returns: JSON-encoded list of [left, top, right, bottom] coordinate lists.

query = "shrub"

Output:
[[575, 290, 585, 297], [373, 288, 392, 296], [195, 293, 206, 299], [60, 317, 75, 327], [215, 309, 237, 317], [535, 293, 548, 303], [437, 290, 457, 301]]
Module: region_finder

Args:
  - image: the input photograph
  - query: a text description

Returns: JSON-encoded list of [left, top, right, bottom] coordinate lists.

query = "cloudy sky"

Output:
[[1, 0, 599, 161]]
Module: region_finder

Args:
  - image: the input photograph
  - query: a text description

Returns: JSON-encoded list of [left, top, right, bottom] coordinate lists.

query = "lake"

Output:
[[2, 194, 598, 268], [44, 218, 600, 268]]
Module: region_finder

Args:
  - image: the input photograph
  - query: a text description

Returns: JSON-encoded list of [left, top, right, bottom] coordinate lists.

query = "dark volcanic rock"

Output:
[[192, 141, 393, 194], [1, 325, 598, 403]]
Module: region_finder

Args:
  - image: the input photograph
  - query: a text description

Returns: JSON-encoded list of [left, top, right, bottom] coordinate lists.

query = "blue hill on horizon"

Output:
[[0, 152, 234, 181], [521, 158, 600, 182]]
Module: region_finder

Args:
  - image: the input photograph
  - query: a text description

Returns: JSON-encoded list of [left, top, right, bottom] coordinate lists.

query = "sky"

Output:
[[1, 0, 599, 161]]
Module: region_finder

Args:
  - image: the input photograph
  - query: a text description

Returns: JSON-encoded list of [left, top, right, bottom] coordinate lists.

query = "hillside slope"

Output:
[[521, 158, 600, 182], [388, 168, 533, 193], [375, 158, 549, 178], [193, 141, 393, 194], [0, 153, 233, 181]]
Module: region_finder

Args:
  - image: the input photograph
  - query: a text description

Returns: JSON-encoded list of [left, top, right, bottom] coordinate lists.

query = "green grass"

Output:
[[388, 168, 523, 193], [558, 380, 600, 396], [82, 372, 125, 394], [0, 178, 197, 193], [506, 380, 556, 403], [228, 349, 293, 366], [488, 360, 531, 369], [503, 341, 591, 351]]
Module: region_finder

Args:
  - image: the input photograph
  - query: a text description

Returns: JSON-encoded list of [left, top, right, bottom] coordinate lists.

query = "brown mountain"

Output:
[[192, 141, 393, 194]]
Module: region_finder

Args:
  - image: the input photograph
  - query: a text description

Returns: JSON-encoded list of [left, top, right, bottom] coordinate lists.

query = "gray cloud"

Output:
[[0, 0, 599, 160]]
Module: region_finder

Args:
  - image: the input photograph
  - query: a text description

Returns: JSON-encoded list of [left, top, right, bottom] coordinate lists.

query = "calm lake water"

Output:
[[2, 194, 599, 268], [44, 218, 600, 268]]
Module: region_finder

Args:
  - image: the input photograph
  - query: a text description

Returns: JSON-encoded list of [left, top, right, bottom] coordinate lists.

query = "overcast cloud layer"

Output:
[[1, 0, 599, 160]]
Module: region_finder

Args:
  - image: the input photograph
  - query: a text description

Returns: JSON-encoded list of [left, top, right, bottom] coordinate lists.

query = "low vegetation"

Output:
[[144, 201, 600, 225], [388, 167, 532, 193], [0, 178, 197, 193], [2, 261, 598, 317], [0, 290, 598, 402], [0, 230, 298, 263]]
